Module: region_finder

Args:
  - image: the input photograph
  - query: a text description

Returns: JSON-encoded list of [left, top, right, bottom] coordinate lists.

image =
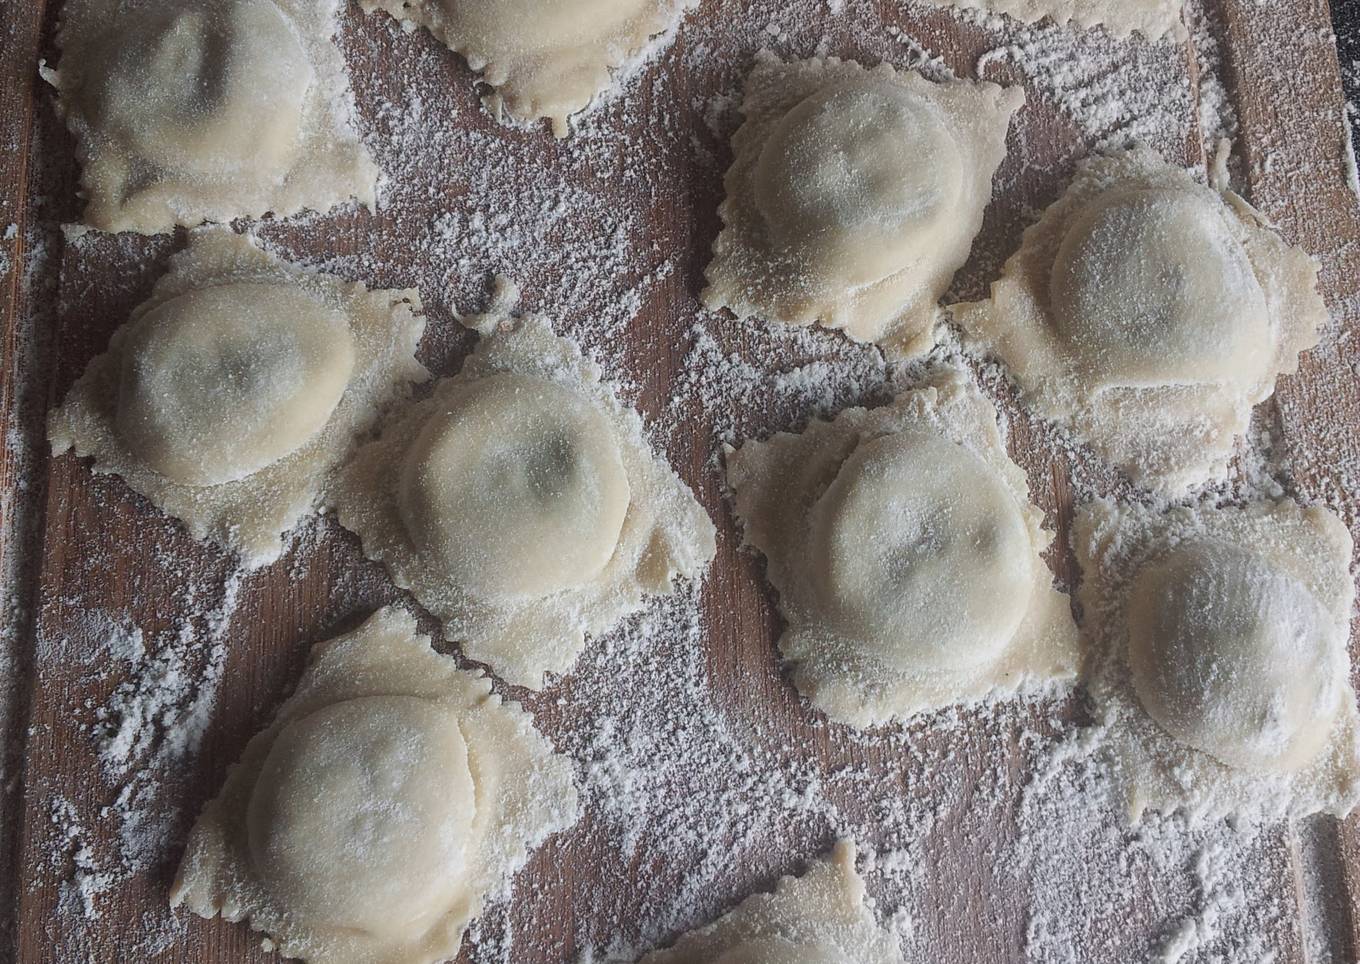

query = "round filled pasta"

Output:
[[809, 431, 1033, 672], [86, 0, 314, 182], [247, 695, 475, 941], [752, 80, 965, 288], [115, 282, 356, 487], [1126, 540, 1344, 774], [1049, 187, 1270, 388], [396, 373, 632, 602]]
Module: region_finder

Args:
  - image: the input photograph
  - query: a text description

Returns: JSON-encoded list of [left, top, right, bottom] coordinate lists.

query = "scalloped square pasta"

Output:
[[952, 149, 1326, 495], [704, 53, 1023, 358], [916, 0, 1187, 40], [48, 228, 428, 568], [639, 841, 902, 963], [360, 0, 694, 136], [171, 605, 579, 963], [1074, 498, 1360, 822], [725, 368, 1078, 728], [46, 0, 380, 235], [329, 306, 716, 689]]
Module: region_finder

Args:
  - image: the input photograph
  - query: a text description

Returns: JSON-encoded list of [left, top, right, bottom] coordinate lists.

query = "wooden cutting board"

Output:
[[2, 1, 1359, 961]]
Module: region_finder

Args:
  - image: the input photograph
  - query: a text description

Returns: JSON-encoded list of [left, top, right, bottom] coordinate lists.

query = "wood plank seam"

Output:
[[0, 1, 57, 958], [1211, 0, 1360, 955]]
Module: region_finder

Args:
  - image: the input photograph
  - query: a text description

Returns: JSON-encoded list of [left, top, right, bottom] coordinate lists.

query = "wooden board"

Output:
[[2, 0, 1359, 961]]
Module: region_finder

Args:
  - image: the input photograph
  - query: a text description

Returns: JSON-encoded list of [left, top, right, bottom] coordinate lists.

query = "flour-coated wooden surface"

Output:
[[1, 0, 1359, 961]]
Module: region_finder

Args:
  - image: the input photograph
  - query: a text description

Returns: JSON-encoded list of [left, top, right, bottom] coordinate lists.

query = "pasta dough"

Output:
[[704, 53, 1023, 358], [1074, 498, 1360, 821], [396, 375, 631, 602], [330, 299, 716, 688], [361, 0, 694, 136], [47, 0, 379, 234], [639, 841, 902, 963], [951, 149, 1326, 494], [171, 605, 579, 963], [915, 0, 1187, 40], [725, 368, 1078, 727], [49, 228, 428, 568]]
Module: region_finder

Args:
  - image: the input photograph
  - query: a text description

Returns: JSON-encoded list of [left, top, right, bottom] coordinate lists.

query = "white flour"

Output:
[[48, 797, 117, 922], [974, 14, 1193, 155], [0, 224, 14, 281], [33, 565, 243, 949]]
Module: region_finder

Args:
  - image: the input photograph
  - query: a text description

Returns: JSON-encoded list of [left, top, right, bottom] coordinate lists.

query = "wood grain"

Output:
[[1219, 1, 1360, 957], [1, 0, 1358, 961], [0, 0, 55, 954]]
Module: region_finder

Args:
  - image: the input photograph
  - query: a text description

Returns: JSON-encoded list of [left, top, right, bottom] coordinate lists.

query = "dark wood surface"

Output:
[[2, 0, 1359, 961]]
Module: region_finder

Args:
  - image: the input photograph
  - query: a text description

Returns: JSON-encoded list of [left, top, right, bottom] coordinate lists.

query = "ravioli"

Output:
[[171, 605, 579, 963], [704, 53, 1023, 357], [639, 841, 903, 963], [951, 149, 1326, 494], [396, 374, 632, 604], [329, 297, 716, 688], [725, 368, 1078, 728], [49, 228, 428, 567], [361, 0, 694, 136], [1074, 498, 1360, 821], [47, 0, 379, 234], [916, 0, 1187, 40]]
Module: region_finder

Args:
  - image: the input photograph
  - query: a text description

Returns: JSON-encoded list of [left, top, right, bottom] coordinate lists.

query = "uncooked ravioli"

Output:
[[92, 0, 311, 179], [1126, 542, 1342, 774], [725, 368, 1078, 728], [915, 0, 1187, 40], [48, 228, 428, 568], [246, 696, 474, 943], [396, 374, 631, 602], [46, 0, 378, 234], [172, 605, 579, 963], [115, 284, 355, 487], [951, 148, 1326, 494], [329, 295, 716, 688], [1047, 187, 1270, 387], [1074, 498, 1360, 821], [638, 841, 902, 963], [360, 0, 694, 136], [809, 431, 1034, 674], [704, 53, 1023, 357]]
